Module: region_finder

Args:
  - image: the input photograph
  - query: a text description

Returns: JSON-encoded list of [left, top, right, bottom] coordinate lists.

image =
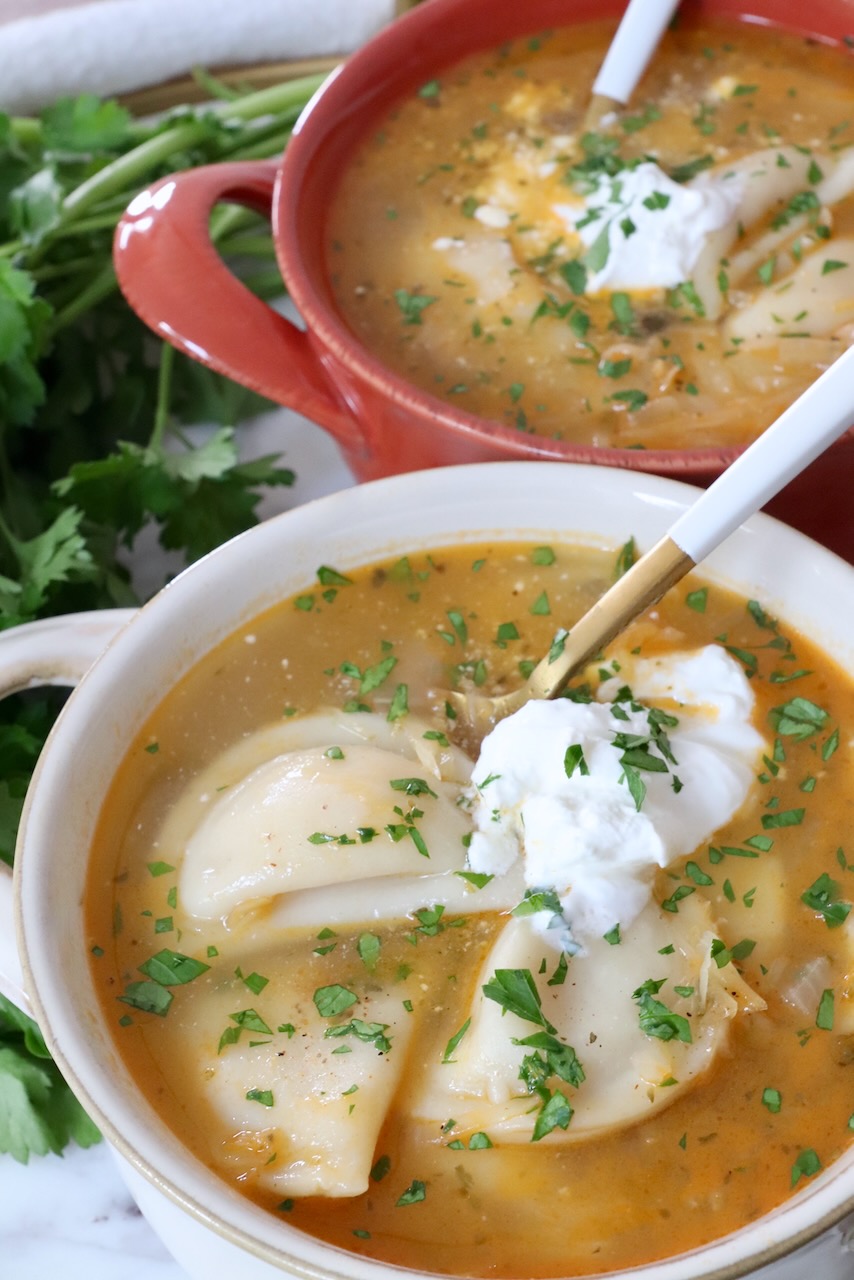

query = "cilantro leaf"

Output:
[[769, 697, 829, 739], [0, 505, 92, 623], [801, 872, 852, 927], [41, 94, 134, 154], [482, 968, 551, 1029], [0, 995, 101, 1163], [632, 981, 692, 1043], [531, 1089, 573, 1141]]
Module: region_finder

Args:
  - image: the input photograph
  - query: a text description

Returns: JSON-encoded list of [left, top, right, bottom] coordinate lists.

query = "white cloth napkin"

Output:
[[0, 0, 398, 112]]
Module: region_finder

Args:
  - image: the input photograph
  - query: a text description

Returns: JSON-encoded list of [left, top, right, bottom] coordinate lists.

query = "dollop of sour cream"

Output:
[[553, 161, 743, 293], [466, 645, 765, 944]]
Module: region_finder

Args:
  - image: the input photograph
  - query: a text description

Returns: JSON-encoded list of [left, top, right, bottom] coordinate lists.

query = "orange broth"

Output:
[[87, 540, 854, 1275], [327, 19, 854, 449]]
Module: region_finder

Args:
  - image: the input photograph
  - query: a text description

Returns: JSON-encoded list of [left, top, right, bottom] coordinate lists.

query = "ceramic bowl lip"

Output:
[[269, 0, 854, 475], [13, 461, 854, 1280]]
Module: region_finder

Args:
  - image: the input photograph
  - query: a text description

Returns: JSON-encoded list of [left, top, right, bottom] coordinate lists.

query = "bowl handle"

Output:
[[113, 160, 365, 451], [0, 609, 135, 1011]]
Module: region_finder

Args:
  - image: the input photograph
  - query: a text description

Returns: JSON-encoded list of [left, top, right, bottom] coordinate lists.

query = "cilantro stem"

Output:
[[209, 202, 259, 240], [30, 256, 97, 283], [61, 119, 215, 223], [150, 342, 175, 451], [211, 74, 327, 123], [222, 127, 297, 163], [219, 232, 276, 257], [8, 116, 43, 147], [48, 261, 116, 334], [59, 74, 326, 228]]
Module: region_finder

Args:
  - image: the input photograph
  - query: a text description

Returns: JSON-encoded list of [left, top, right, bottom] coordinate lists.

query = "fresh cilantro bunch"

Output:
[[0, 71, 327, 1160], [0, 75, 329, 628], [0, 993, 99, 1162]]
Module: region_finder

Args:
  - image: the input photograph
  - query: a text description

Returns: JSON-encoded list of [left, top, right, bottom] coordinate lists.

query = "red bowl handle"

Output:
[[113, 159, 362, 448]]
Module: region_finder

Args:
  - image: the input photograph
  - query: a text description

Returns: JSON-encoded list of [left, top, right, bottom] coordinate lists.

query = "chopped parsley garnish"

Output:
[[245, 1088, 274, 1108], [564, 744, 589, 778], [710, 937, 756, 968], [316, 565, 352, 587], [482, 968, 583, 1142], [483, 968, 551, 1029], [313, 985, 359, 1019], [610, 389, 648, 411], [531, 545, 556, 565], [357, 933, 381, 971], [442, 1018, 471, 1063], [387, 683, 409, 722], [511, 888, 564, 917], [236, 968, 268, 995], [325, 1019, 392, 1053], [769, 697, 829, 739], [632, 979, 692, 1044], [359, 655, 397, 693], [801, 872, 852, 927], [761, 808, 804, 830], [669, 154, 714, 183], [411, 905, 460, 939], [614, 538, 636, 579], [390, 777, 438, 799], [816, 988, 835, 1030], [138, 949, 210, 986], [396, 1179, 427, 1206], [455, 870, 495, 890], [394, 288, 438, 325], [791, 1148, 822, 1186], [146, 860, 176, 877], [218, 1008, 273, 1054], [117, 980, 173, 1017]]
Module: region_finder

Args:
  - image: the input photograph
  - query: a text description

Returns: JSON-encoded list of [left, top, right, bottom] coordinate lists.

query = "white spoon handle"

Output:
[[494, 342, 854, 718], [591, 0, 682, 104], [671, 343, 854, 563]]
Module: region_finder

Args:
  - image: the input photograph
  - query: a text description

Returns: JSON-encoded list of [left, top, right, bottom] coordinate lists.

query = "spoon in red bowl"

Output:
[[450, 342, 854, 734], [583, 0, 683, 129]]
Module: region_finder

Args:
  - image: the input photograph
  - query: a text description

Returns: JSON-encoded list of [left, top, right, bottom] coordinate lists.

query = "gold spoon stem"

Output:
[[493, 535, 694, 720]]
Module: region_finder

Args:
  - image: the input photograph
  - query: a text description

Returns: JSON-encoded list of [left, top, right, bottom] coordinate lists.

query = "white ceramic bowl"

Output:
[[1, 462, 854, 1280]]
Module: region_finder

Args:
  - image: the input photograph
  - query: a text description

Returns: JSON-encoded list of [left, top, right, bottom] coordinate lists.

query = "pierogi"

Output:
[[87, 541, 854, 1277]]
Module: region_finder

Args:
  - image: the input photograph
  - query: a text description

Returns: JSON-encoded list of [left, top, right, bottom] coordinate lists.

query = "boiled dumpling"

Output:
[[173, 711, 474, 920], [410, 894, 765, 1144], [165, 970, 418, 1197], [724, 237, 854, 342], [690, 147, 851, 319]]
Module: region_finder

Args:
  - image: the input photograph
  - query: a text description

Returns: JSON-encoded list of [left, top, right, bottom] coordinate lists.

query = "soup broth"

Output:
[[327, 19, 854, 449], [87, 540, 854, 1276]]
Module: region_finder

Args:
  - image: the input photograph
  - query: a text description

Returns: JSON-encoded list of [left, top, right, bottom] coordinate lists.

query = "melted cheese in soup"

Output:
[[327, 19, 854, 449], [87, 541, 854, 1277]]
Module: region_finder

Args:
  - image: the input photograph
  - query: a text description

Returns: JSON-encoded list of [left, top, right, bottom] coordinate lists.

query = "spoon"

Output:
[[583, 0, 682, 130], [451, 342, 854, 733]]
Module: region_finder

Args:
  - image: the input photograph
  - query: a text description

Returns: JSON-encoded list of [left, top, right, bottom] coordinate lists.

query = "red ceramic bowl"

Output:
[[113, 0, 854, 557]]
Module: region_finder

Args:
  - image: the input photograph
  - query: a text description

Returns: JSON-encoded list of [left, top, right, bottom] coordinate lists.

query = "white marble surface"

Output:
[[0, 1142, 187, 1279]]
